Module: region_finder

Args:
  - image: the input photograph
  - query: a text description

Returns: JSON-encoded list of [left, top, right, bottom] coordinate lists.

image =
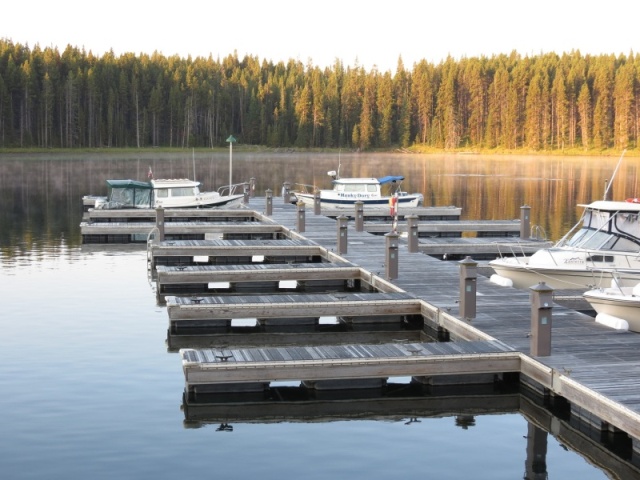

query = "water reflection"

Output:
[[2, 154, 636, 478], [1, 152, 638, 259], [181, 381, 638, 478]]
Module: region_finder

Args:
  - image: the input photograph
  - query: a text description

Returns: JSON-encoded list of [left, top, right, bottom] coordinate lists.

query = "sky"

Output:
[[1, 0, 638, 72]]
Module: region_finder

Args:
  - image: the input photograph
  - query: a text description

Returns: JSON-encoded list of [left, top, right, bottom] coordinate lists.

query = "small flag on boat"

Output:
[[148, 166, 153, 179]]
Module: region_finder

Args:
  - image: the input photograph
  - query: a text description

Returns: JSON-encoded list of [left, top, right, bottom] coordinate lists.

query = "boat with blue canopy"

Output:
[[292, 171, 423, 209]]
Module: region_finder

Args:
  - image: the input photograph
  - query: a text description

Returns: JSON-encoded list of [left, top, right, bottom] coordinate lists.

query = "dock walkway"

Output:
[[241, 195, 640, 442]]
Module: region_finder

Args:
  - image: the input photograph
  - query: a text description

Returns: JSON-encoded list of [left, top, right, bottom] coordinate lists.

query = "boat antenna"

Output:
[[603, 149, 626, 200], [337, 149, 341, 179]]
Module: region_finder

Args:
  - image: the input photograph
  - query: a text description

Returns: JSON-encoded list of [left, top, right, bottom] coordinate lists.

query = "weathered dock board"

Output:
[[157, 262, 361, 285], [166, 292, 421, 322], [320, 205, 462, 221], [86, 208, 258, 222], [146, 196, 640, 452], [416, 237, 553, 259], [81, 207, 264, 243], [180, 340, 518, 387], [242, 195, 640, 445], [363, 219, 522, 236], [81, 221, 284, 242], [150, 239, 328, 270]]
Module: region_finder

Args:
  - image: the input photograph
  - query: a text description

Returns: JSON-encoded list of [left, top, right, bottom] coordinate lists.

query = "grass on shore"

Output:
[[0, 145, 636, 157]]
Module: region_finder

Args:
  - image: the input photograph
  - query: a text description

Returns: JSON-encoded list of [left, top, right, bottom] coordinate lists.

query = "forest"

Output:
[[0, 39, 638, 151]]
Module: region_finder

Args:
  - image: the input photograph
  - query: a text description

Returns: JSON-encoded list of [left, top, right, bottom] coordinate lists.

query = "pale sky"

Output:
[[2, 0, 637, 72]]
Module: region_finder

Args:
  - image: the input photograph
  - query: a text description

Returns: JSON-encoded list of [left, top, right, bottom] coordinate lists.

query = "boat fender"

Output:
[[389, 195, 398, 217], [490, 274, 513, 288], [595, 313, 629, 331]]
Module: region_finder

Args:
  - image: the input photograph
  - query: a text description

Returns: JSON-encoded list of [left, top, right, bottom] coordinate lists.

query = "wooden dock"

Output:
[[151, 195, 640, 456], [180, 340, 518, 389], [156, 262, 363, 294], [167, 292, 422, 332], [81, 204, 546, 256], [363, 219, 521, 236], [150, 239, 326, 270]]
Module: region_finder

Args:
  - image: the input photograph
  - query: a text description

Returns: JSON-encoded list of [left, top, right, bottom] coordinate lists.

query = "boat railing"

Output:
[[291, 183, 318, 194], [531, 225, 547, 241], [492, 224, 548, 261], [493, 242, 533, 262], [217, 183, 243, 197]]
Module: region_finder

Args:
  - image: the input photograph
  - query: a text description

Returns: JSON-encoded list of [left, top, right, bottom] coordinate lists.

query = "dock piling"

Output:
[[282, 182, 291, 203], [529, 282, 553, 356], [406, 214, 419, 252], [458, 256, 477, 320], [355, 201, 364, 232], [337, 215, 348, 254], [265, 189, 273, 216], [385, 231, 399, 280], [243, 182, 250, 204], [296, 201, 306, 233], [155, 207, 165, 242], [249, 177, 256, 197], [520, 205, 531, 240], [314, 191, 321, 215]]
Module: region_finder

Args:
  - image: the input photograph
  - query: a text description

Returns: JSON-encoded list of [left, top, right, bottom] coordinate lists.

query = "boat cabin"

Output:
[[151, 179, 202, 201], [330, 176, 404, 197], [105, 180, 153, 208], [562, 201, 640, 252]]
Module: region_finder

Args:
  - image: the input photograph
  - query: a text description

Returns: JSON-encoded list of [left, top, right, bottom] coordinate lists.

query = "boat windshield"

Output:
[[334, 183, 378, 193], [565, 228, 640, 252], [156, 187, 198, 198], [170, 187, 198, 197], [562, 207, 640, 252]]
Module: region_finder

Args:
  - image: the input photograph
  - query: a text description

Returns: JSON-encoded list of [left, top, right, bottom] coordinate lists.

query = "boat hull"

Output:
[[489, 258, 640, 290], [156, 194, 245, 209], [93, 194, 245, 210], [583, 288, 640, 332], [294, 193, 421, 209]]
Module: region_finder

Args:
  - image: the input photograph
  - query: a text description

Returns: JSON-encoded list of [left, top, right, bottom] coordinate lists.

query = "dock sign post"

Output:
[[296, 201, 306, 233], [337, 215, 348, 254], [265, 189, 273, 216], [530, 282, 553, 356], [355, 201, 364, 231], [459, 256, 477, 319], [385, 231, 399, 280], [520, 205, 531, 240], [406, 214, 419, 253]]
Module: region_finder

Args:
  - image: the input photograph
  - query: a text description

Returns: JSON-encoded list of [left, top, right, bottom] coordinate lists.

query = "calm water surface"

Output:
[[2, 152, 637, 479]]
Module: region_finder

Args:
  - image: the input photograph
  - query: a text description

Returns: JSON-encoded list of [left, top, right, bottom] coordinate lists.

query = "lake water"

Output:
[[2, 152, 637, 479]]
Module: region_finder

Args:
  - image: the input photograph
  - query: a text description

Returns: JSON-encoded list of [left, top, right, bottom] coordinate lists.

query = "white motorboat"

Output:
[[87, 178, 245, 210], [489, 200, 640, 290], [583, 282, 640, 332], [292, 171, 423, 210]]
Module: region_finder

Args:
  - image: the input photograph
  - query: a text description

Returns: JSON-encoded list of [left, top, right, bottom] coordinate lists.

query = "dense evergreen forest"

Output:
[[0, 39, 638, 151]]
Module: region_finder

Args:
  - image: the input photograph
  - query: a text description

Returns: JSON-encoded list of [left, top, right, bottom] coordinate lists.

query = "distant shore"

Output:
[[0, 145, 636, 158]]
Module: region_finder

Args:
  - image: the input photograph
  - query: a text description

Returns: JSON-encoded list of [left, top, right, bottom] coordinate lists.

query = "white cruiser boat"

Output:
[[583, 282, 640, 332], [489, 200, 640, 290], [87, 178, 245, 210], [292, 171, 423, 209]]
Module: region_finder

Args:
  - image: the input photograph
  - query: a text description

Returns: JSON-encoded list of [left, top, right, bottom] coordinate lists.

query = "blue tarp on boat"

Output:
[[377, 175, 404, 184]]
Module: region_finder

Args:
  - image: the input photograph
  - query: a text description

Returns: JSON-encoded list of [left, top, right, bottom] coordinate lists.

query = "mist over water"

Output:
[[1, 152, 630, 479]]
